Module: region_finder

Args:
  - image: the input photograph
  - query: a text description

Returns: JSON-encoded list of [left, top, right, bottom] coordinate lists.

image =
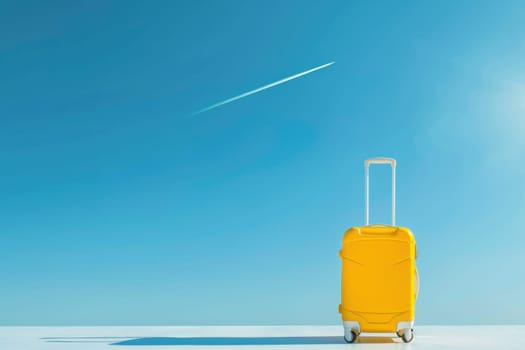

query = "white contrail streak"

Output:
[[192, 61, 335, 115]]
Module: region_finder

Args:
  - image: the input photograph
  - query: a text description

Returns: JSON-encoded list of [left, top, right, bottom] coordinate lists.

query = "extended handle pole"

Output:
[[365, 157, 396, 226]]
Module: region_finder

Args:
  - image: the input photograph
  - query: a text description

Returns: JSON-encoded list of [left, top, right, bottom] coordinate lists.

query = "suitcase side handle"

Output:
[[365, 157, 396, 226]]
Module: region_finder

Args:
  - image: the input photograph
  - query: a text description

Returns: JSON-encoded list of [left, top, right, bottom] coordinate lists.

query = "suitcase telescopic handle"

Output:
[[364, 157, 396, 226]]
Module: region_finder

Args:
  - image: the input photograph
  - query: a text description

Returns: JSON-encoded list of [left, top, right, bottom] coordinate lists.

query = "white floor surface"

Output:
[[0, 326, 523, 350]]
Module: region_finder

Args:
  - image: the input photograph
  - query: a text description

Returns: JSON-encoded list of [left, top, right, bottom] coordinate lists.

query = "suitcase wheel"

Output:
[[397, 328, 414, 343], [344, 328, 358, 343]]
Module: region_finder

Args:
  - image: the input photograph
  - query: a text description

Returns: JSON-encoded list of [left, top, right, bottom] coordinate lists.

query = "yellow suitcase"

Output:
[[339, 157, 419, 343]]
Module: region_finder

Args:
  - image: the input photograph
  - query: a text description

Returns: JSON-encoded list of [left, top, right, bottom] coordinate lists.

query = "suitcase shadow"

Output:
[[110, 336, 397, 346], [111, 336, 344, 346], [357, 336, 397, 343]]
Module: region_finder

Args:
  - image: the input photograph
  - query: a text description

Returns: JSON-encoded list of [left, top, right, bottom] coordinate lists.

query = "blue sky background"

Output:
[[1, 0, 525, 326]]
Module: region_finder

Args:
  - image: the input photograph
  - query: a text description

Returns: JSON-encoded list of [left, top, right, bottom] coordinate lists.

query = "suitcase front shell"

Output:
[[339, 225, 417, 333]]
